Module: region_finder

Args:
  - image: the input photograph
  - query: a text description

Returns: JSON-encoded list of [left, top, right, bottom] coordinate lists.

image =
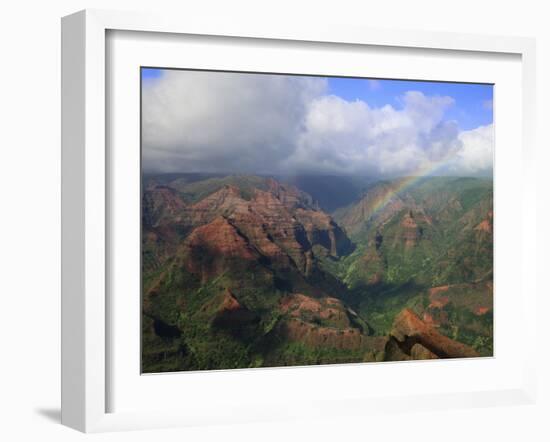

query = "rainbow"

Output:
[[366, 148, 461, 218]]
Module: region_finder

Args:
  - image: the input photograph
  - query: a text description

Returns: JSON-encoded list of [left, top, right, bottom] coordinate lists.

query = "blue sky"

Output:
[[327, 77, 493, 131], [142, 67, 163, 81]]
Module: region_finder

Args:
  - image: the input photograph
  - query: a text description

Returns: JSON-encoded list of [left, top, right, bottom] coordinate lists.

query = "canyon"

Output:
[[141, 174, 493, 372]]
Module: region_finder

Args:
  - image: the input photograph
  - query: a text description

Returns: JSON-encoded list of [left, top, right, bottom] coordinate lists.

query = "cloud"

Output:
[[142, 70, 493, 177], [453, 124, 494, 174], [283, 91, 462, 176], [142, 70, 327, 174]]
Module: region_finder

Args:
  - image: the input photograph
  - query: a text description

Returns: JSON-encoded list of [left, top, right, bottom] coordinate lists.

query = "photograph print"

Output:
[[141, 68, 494, 373]]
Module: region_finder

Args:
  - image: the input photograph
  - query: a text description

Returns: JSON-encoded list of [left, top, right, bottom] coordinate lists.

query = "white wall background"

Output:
[[0, 1, 547, 440]]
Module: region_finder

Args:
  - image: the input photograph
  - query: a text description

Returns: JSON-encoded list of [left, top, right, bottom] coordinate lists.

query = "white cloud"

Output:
[[453, 124, 494, 174], [142, 70, 493, 177], [284, 92, 463, 176], [401, 91, 455, 134]]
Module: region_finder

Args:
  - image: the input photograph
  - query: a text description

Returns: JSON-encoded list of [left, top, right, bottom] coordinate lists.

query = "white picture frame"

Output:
[[61, 9, 537, 433]]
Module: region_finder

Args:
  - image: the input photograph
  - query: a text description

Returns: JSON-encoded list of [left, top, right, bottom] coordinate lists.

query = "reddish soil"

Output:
[[219, 289, 241, 312], [423, 312, 436, 326], [280, 294, 349, 325], [429, 285, 450, 297], [187, 216, 257, 260], [280, 293, 323, 314], [401, 212, 418, 229], [428, 296, 450, 309], [427, 283, 492, 317], [282, 318, 378, 351], [475, 219, 491, 233], [475, 307, 490, 316], [400, 212, 420, 249], [428, 285, 451, 309], [146, 177, 353, 282], [391, 308, 478, 358]]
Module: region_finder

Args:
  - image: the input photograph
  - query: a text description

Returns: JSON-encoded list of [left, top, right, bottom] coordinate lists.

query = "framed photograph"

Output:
[[61, 9, 537, 432], [140, 68, 494, 373]]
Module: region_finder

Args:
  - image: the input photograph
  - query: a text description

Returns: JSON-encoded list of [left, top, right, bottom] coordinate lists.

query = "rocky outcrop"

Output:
[[281, 319, 366, 350], [208, 289, 258, 329], [142, 185, 187, 227], [280, 294, 352, 329], [275, 293, 382, 352], [400, 211, 421, 249], [143, 177, 355, 282], [385, 308, 478, 360], [186, 216, 257, 260], [187, 185, 244, 225], [294, 208, 353, 257], [475, 210, 493, 234], [184, 216, 260, 281], [265, 178, 318, 210], [278, 317, 386, 353], [244, 188, 312, 272], [426, 282, 493, 320]]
